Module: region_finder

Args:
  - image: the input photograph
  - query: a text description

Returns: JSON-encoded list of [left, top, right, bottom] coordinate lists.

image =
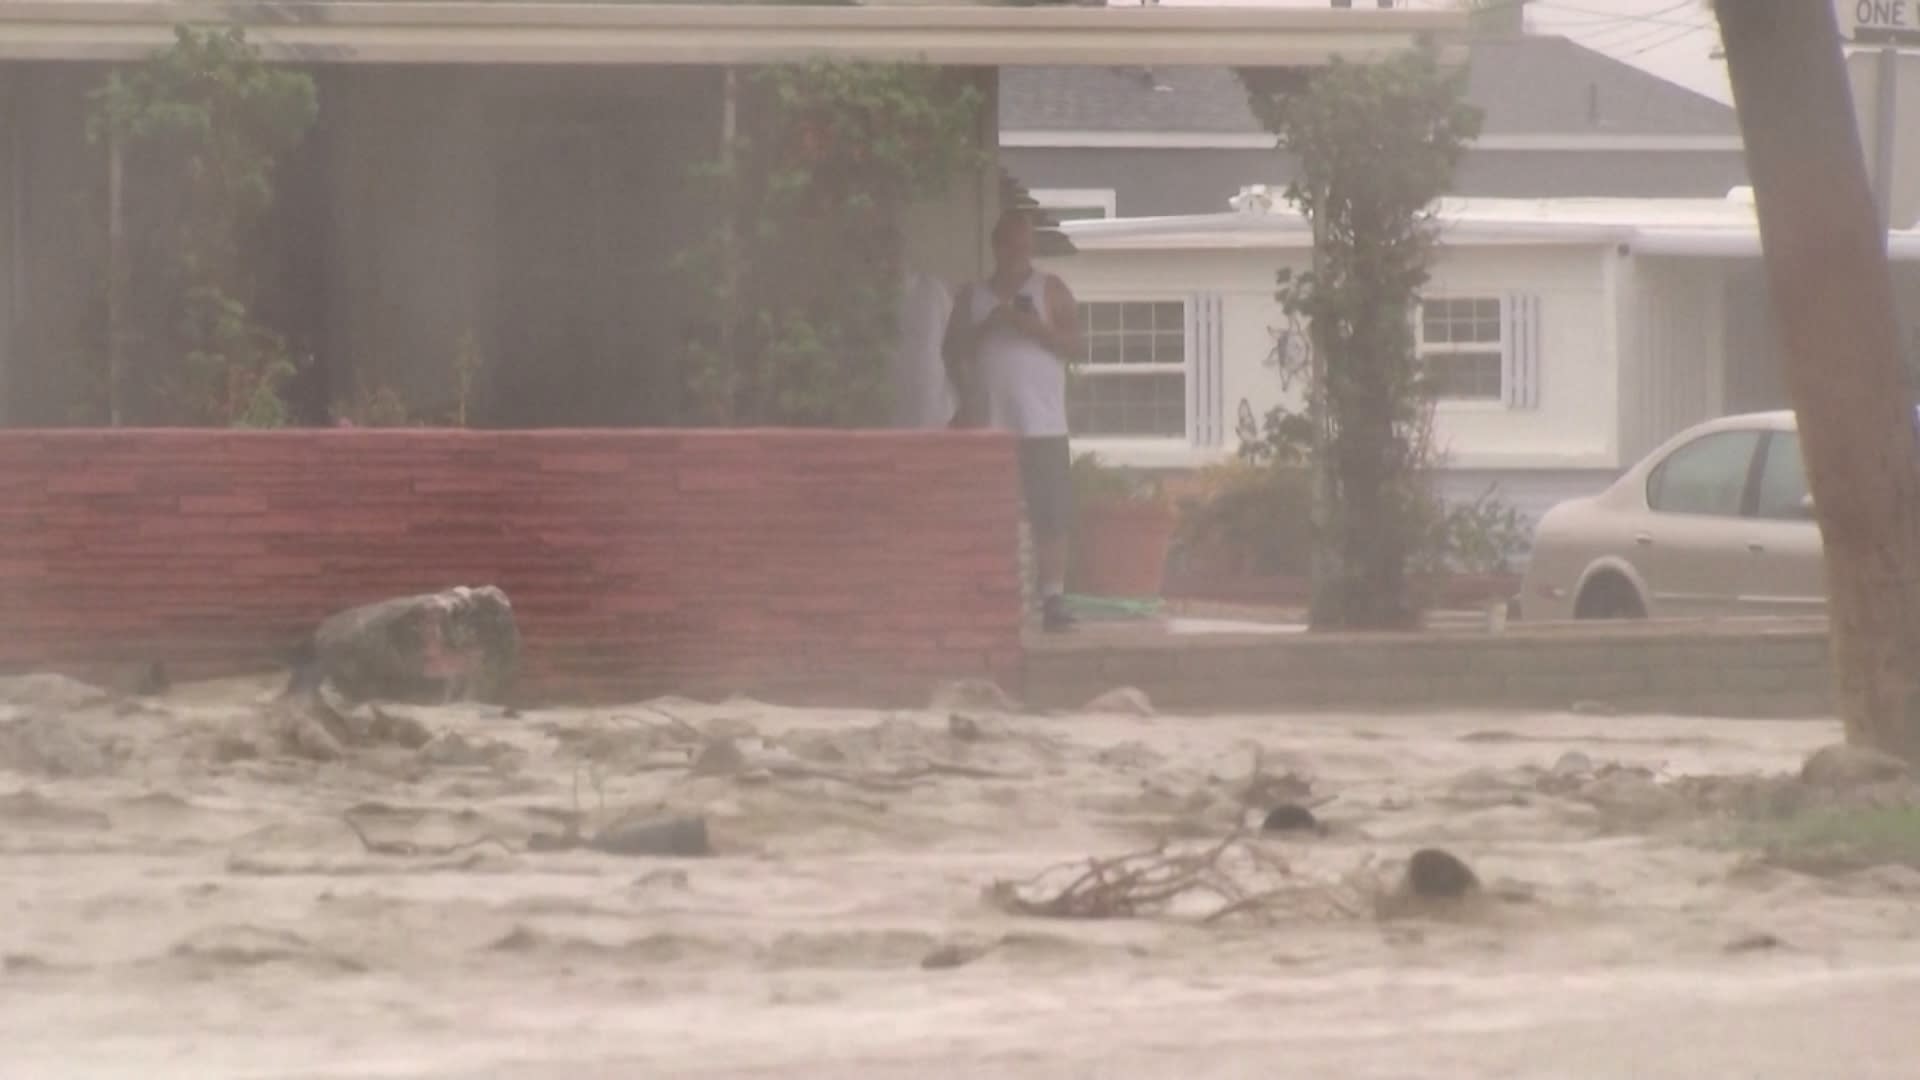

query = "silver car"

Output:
[[1520, 410, 1824, 621]]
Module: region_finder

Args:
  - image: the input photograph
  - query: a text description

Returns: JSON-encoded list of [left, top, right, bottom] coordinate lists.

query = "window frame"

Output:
[[1753, 430, 1816, 522], [1415, 294, 1508, 404], [1644, 428, 1768, 519], [1069, 295, 1190, 441], [1029, 188, 1118, 222]]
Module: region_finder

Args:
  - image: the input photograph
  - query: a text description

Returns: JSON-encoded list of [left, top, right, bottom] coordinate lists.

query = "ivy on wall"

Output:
[[88, 26, 317, 427], [677, 62, 985, 426]]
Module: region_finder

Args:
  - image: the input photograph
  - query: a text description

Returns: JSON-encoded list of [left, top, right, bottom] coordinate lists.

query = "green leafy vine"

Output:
[[677, 62, 985, 426], [1242, 47, 1485, 627], [88, 25, 317, 427]]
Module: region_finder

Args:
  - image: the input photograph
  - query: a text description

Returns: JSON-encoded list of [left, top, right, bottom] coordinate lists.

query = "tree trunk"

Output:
[[106, 130, 127, 428], [1306, 196, 1345, 628], [1716, 0, 1920, 758]]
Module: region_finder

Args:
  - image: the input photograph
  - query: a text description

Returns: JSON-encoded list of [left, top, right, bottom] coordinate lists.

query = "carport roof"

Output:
[[0, 2, 1462, 66], [1060, 193, 1920, 260]]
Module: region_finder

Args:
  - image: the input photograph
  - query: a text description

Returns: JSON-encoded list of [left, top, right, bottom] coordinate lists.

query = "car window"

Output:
[[1646, 429, 1761, 516], [1755, 433, 1811, 520]]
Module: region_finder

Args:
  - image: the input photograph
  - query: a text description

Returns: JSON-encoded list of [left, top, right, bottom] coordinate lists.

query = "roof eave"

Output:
[[1064, 215, 1633, 253], [0, 3, 1467, 66]]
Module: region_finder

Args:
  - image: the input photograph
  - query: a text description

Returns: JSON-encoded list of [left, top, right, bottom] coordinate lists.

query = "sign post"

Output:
[[1838, 1, 1920, 228], [1842, 0, 1920, 46]]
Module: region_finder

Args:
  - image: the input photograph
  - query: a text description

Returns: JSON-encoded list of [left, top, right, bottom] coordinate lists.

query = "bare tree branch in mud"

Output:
[[986, 833, 1363, 923], [339, 805, 518, 860], [1714, 0, 1920, 760]]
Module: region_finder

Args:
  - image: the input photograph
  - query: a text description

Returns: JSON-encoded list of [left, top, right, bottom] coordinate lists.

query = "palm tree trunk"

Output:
[[1716, 0, 1920, 757]]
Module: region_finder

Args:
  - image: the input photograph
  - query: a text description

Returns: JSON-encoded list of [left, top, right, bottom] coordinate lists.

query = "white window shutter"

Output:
[[1504, 292, 1542, 409], [1188, 293, 1227, 447]]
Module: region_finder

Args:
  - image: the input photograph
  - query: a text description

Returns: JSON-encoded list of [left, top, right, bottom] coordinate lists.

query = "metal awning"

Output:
[[0, 2, 1463, 66]]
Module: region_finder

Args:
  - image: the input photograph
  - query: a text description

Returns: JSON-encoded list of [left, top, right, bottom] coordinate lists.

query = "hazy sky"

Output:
[[1155, 0, 1733, 103]]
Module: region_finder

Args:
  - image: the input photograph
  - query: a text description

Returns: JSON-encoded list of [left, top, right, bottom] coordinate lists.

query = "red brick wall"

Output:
[[0, 429, 1023, 704]]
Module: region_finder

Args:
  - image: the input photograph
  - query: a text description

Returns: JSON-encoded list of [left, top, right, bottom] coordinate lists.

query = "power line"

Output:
[[1622, 19, 1711, 57], [1533, 1, 1707, 32]]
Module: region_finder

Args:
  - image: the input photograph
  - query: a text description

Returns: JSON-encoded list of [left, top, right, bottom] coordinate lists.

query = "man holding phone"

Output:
[[945, 209, 1082, 633]]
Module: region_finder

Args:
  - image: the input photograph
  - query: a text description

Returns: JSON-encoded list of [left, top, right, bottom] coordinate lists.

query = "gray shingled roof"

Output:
[[1000, 36, 1739, 137]]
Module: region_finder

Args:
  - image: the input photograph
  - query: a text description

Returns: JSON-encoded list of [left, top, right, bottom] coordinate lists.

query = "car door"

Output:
[[1739, 430, 1826, 615], [1636, 427, 1766, 618]]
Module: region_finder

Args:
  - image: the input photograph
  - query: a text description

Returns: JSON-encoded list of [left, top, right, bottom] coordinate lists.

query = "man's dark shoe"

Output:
[[1041, 595, 1078, 633]]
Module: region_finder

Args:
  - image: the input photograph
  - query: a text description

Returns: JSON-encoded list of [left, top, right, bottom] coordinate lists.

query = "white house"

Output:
[[1044, 191, 1920, 521]]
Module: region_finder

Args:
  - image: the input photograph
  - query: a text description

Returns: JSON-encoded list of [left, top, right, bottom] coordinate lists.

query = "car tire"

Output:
[[1574, 573, 1646, 621]]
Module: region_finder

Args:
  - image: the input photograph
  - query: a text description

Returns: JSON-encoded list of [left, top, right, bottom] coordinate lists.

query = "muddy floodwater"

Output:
[[4, 676, 1920, 1079]]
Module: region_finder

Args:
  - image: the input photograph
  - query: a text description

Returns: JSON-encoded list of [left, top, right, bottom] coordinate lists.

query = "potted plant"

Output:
[[1068, 452, 1178, 599]]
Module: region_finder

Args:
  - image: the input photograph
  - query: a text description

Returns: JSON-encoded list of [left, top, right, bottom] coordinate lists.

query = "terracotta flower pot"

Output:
[[1070, 500, 1178, 599]]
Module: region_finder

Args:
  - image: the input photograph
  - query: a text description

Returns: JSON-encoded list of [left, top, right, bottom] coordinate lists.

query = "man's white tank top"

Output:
[[965, 272, 1069, 438]]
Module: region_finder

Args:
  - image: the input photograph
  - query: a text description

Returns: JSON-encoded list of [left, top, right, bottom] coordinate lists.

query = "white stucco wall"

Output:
[[1045, 247, 1303, 468], [1423, 244, 1617, 470], [1045, 241, 1621, 473]]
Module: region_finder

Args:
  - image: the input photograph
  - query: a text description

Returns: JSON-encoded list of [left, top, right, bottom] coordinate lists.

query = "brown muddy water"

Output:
[[3, 675, 1919, 1079]]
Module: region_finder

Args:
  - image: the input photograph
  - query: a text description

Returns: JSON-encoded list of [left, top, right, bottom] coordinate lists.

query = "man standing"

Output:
[[946, 210, 1082, 633], [891, 266, 956, 429]]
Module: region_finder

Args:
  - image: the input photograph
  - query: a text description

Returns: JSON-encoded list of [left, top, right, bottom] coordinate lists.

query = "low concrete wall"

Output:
[[1026, 620, 1834, 718], [0, 429, 1023, 704]]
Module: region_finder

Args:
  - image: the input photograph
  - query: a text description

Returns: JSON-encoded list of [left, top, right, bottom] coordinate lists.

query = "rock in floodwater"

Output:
[[1084, 687, 1156, 717], [1551, 751, 1595, 778], [296, 587, 520, 706], [1260, 803, 1321, 834], [1579, 769, 1685, 826], [689, 738, 748, 778], [1725, 931, 1787, 954], [1406, 848, 1480, 900], [1801, 744, 1911, 789], [920, 942, 989, 971], [948, 713, 986, 742]]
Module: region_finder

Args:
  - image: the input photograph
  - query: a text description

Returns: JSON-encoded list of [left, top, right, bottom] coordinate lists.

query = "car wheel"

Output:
[[1574, 573, 1646, 620]]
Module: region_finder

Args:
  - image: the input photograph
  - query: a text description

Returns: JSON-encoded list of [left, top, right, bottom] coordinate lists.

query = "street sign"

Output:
[[1842, 0, 1920, 46]]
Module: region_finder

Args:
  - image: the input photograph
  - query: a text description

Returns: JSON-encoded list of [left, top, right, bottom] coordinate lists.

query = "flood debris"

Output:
[[986, 832, 1332, 923], [920, 941, 992, 971], [929, 679, 1021, 715], [1236, 746, 1316, 810], [689, 737, 749, 778], [1551, 751, 1595, 778], [0, 712, 130, 778], [273, 683, 436, 762], [947, 712, 988, 742], [340, 803, 517, 859], [588, 815, 712, 857], [1801, 744, 1910, 789], [1576, 767, 1685, 827], [291, 586, 520, 707], [1084, 687, 1155, 717], [0, 673, 113, 712]]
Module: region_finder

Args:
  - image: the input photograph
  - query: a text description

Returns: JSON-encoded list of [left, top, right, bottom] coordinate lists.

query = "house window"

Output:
[[1030, 188, 1117, 222], [1069, 300, 1187, 438], [1417, 296, 1507, 401]]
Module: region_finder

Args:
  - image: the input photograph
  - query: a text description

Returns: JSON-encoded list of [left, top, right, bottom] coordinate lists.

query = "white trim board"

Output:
[[0, 2, 1461, 65], [1030, 188, 1118, 218], [1001, 131, 1745, 153]]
